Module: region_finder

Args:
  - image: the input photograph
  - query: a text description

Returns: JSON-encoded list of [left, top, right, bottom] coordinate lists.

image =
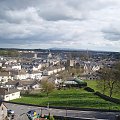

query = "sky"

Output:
[[0, 0, 120, 52]]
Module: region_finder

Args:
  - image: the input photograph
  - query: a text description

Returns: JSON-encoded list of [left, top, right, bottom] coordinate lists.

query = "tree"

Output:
[[111, 62, 120, 95], [0, 50, 19, 57], [41, 80, 55, 96], [49, 116, 55, 120], [96, 78, 108, 95], [97, 64, 120, 97]]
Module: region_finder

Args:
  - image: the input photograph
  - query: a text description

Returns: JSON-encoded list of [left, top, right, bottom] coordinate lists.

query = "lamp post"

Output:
[[41, 108, 43, 115], [66, 100, 68, 116], [47, 102, 50, 117]]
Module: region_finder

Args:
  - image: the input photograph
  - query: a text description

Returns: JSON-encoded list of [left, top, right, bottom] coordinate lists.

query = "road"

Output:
[[4, 102, 120, 120]]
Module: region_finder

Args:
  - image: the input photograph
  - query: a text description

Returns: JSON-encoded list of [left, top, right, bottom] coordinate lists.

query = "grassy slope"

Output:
[[12, 89, 120, 110], [84, 80, 98, 91], [84, 80, 120, 99]]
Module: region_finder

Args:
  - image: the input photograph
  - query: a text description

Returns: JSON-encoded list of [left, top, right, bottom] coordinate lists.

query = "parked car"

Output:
[[27, 110, 37, 119], [7, 109, 15, 119], [7, 109, 14, 115]]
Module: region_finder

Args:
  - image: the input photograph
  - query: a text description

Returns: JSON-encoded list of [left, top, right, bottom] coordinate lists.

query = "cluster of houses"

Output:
[[0, 53, 66, 101], [0, 51, 116, 102]]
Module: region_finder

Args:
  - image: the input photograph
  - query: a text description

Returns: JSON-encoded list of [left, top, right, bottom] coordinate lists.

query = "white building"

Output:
[[92, 65, 100, 72], [28, 71, 42, 80], [0, 72, 12, 84], [13, 70, 42, 80], [14, 73, 29, 80], [42, 66, 65, 76], [17, 80, 40, 90], [2, 63, 21, 70], [0, 88, 21, 101], [11, 64, 21, 70]]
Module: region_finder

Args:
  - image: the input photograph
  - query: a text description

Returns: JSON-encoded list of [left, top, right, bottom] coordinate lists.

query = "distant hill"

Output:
[[0, 48, 119, 53], [49, 47, 84, 51]]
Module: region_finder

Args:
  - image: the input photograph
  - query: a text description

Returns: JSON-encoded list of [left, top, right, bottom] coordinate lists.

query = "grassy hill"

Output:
[[11, 88, 120, 110], [84, 80, 120, 99]]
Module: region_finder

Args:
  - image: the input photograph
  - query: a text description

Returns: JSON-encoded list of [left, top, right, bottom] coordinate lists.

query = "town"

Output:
[[0, 49, 120, 120], [1, 0, 120, 119]]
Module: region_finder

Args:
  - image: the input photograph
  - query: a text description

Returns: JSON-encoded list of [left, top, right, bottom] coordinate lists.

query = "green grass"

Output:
[[84, 80, 120, 99], [84, 80, 98, 91], [12, 89, 120, 110]]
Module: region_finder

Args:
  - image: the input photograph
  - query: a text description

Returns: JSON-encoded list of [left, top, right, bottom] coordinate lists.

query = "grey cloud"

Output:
[[103, 32, 120, 41], [0, 0, 120, 51], [0, 0, 91, 22], [102, 27, 120, 41]]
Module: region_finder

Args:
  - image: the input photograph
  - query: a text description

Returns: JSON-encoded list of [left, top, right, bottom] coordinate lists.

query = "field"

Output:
[[84, 80, 120, 99], [12, 88, 120, 110], [84, 80, 98, 91]]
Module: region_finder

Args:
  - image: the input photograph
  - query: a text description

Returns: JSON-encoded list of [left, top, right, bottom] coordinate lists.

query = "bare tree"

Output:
[[41, 80, 55, 96], [98, 66, 120, 97]]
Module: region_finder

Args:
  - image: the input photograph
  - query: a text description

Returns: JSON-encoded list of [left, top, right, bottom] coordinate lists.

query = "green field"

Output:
[[84, 80, 98, 91], [84, 80, 120, 99], [12, 89, 120, 110]]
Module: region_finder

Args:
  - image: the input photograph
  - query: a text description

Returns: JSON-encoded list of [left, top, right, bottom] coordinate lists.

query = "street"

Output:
[[4, 102, 120, 120]]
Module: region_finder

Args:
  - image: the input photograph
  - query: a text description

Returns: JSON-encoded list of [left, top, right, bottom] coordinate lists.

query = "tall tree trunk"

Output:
[[109, 81, 115, 98], [103, 79, 106, 94]]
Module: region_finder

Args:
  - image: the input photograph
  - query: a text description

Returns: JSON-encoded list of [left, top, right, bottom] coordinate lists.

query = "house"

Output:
[[10, 63, 21, 70], [42, 69, 54, 76], [0, 88, 21, 101], [66, 60, 76, 67], [42, 66, 65, 76], [22, 61, 47, 71], [17, 80, 40, 90], [83, 62, 101, 75], [0, 71, 12, 84], [0, 101, 7, 120], [83, 63, 92, 74], [2, 63, 21, 70], [12, 70, 42, 80], [54, 77, 63, 89], [92, 65, 100, 72], [12, 70, 29, 80], [28, 71, 42, 80], [4, 59, 17, 65], [5, 80, 19, 89], [6, 80, 40, 90], [80, 73, 100, 80]]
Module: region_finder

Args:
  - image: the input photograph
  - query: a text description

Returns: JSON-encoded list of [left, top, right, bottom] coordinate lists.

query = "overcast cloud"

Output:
[[0, 0, 120, 51]]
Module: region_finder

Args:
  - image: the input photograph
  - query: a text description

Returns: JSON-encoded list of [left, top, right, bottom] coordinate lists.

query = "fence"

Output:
[[94, 91, 120, 104]]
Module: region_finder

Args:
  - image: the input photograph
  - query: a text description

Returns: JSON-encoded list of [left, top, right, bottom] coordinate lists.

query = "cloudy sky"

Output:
[[0, 0, 120, 51]]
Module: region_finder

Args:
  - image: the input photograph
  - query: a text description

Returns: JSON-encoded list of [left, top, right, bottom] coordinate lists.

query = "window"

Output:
[[6, 95, 8, 98]]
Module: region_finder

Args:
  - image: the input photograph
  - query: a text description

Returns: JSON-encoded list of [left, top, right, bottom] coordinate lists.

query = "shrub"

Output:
[[49, 116, 55, 120]]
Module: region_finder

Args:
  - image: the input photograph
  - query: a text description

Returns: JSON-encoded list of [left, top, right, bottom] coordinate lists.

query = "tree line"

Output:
[[97, 62, 120, 98], [0, 50, 19, 57]]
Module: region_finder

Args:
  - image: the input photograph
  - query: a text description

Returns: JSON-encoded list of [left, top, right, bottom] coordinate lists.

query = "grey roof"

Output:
[[0, 71, 9, 76], [6, 80, 19, 85], [18, 80, 39, 87], [0, 88, 20, 95]]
